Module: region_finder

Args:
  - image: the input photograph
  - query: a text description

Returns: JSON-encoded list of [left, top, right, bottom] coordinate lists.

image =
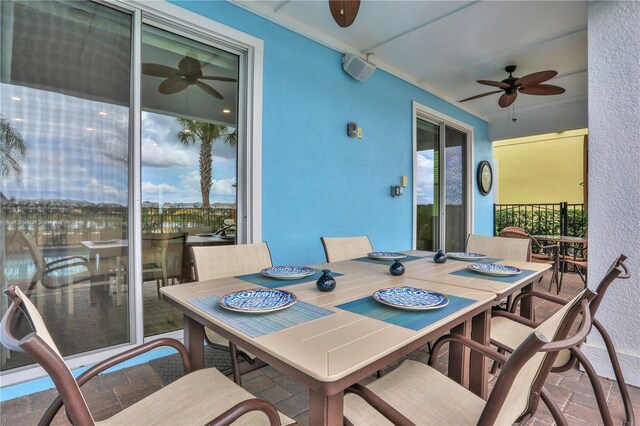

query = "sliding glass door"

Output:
[[1, 0, 132, 371], [415, 114, 469, 252]]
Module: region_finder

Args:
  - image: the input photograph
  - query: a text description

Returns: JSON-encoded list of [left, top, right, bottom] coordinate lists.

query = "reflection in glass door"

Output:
[[415, 116, 469, 252], [140, 25, 239, 337], [415, 119, 440, 251], [1, 0, 132, 371]]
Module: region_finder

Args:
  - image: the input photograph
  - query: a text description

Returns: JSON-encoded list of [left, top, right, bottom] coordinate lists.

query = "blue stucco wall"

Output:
[[173, 1, 493, 265]]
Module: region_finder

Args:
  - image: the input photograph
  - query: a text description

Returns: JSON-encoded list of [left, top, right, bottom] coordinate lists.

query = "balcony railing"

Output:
[[493, 202, 587, 237], [1, 203, 235, 246]]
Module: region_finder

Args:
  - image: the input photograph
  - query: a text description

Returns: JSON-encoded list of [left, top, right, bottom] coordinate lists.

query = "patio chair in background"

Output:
[[142, 232, 186, 298], [561, 231, 588, 287], [343, 288, 595, 425], [466, 234, 531, 311], [499, 226, 561, 293], [320, 236, 373, 263], [12, 231, 92, 314], [490, 254, 633, 426], [466, 234, 531, 261], [191, 242, 273, 385], [0, 286, 292, 426]]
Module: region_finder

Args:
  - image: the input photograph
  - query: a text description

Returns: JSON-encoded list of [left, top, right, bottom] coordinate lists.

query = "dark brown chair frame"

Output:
[[0, 286, 283, 426], [493, 254, 633, 426], [345, 290, 596, 426]]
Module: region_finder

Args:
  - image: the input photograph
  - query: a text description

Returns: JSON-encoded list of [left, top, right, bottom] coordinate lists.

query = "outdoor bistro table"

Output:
[[161, 254, 498, 425]]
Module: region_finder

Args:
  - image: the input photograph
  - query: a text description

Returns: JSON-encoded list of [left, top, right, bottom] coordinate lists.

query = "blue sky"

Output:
[[1, 84, 236, 205]]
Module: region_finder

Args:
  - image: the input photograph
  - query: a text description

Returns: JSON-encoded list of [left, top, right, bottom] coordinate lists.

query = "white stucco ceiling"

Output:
[[232, 0, 588, 140]]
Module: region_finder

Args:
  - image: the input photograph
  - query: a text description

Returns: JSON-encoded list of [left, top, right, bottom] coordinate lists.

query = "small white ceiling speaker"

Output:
[[342, 54, 376, 81]]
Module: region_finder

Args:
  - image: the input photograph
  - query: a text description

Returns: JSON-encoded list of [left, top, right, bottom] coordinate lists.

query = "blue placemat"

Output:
[[189, 295, 335, 338], [335, 293, 476, 331], [450, 268, 538, 283], [235, 270, 343, 289], [451, 257, 503, 264], [352, 255, 425, 265]]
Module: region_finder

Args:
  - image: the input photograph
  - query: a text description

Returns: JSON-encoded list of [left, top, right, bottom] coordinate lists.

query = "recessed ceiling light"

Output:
[[99, 111, 107, 116], [11, 96, 22, 101], [13, 118, 23, 122], [86, 127, 94, 131], [222, 109, 231, 114]]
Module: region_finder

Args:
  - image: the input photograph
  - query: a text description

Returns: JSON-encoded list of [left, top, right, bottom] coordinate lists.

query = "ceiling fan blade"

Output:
[[459, 90, 503, 103], [178, 56, 202, 74], [329, 0, 361, 27], [516, 70, 557, 88], [498, 91, 517, 108], [477, 80, 510, 89], [199, 76, 238, 82], [142, 63, 180, 78], [196, 81, 223, 99], [158, 77, 189, 94], [519, 84, 566, 95]]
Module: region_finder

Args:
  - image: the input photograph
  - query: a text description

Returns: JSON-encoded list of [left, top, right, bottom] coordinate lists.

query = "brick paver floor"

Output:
[[1, 271, 638, 425]]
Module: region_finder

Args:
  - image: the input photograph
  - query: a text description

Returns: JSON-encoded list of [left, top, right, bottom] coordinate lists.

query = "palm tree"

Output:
[[176, 119, 236, 208], [0, 117, 27, 181]]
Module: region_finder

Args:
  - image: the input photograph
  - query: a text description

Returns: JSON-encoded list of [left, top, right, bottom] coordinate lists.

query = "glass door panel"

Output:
[[415, 119, 440, 251], [444, 127, 468, 251], [1, 0, 132, 370], [140, 24, 239, 337]]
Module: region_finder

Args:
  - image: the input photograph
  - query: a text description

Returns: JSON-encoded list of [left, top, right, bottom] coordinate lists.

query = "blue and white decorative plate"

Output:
[[262, 266, 315, 280], [367, 252, 407, 260], [373, 287, 449, 310], [468, 263, 522, 276], [446, 252, 486, 261], [219, 289, 297, 313]]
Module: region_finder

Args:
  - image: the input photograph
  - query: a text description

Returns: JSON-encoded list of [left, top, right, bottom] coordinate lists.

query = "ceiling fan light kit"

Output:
[[459, 65, 565, 108]]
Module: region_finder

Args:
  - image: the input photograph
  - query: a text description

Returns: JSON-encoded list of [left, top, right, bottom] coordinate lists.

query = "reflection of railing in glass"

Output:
[[1, 202, 235, 246]]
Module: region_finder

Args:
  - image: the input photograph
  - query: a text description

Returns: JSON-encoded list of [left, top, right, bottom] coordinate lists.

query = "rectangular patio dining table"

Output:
[[160, 256, 497, 425]]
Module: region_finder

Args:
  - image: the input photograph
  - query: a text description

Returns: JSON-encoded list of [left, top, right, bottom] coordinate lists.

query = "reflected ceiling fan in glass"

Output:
[[142, 56, 237, 99], [459, 65, 565, 108]]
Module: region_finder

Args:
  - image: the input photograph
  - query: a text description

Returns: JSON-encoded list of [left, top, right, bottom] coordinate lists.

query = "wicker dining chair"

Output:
[[343, 288, 595, 425], [499, 226, 561, 293], [561, 232, 588, 287], [191, 242, 273, 385], [142, 232, 187, 298], [320, 236, 373, 263], [490, 254, 633, 426], [0, 286, 292, 426]]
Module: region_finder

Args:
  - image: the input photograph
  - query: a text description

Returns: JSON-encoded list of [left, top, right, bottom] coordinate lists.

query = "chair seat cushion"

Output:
[[491, 316, 571, 369], [99, 368, 293, 425], [344, 360, 485, 425]]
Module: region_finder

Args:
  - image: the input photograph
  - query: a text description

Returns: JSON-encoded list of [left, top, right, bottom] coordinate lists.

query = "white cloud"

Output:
[[141, 137, 192, 168], [142, 181, 178, 194]]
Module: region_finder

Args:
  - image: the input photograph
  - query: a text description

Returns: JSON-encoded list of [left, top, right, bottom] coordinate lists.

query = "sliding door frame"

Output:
[[2, 0, 264, 386], [412, 101, 474, 250]]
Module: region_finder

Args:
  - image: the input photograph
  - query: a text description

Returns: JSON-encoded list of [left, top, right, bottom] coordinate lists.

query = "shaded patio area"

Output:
[[2, 272, 637, 425]]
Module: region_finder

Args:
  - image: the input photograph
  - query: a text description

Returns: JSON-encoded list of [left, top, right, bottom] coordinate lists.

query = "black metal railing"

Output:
[[493, 202, 587, 237]]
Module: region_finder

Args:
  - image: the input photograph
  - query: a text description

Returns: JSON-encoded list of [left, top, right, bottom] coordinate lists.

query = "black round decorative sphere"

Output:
[[389, 259, 405, 276], [433, 249, 447, 264], [316, 269, 336, 292]]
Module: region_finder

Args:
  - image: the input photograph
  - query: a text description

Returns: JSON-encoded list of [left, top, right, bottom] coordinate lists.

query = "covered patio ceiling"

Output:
[[232, 0, 588, 140]]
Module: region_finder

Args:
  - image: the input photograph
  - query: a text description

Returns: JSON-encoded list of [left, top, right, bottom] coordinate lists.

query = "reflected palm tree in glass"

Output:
[[0, 117, 27, 182], [176, 119, 236, 208]]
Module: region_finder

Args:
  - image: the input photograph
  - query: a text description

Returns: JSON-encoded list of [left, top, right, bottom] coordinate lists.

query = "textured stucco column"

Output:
[[585, 1, 640, 386]]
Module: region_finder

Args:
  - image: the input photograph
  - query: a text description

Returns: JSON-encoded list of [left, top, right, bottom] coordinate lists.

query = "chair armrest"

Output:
[[40, 338, 191, 426], [206, 399, 282, 426], [491, 311, 539, 328], [45, 260, 92, 275], [428, 334, 508, 366], [344, 383, 415, 426], [541, 296, 593, 352], [509, 291, 567, 313]]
